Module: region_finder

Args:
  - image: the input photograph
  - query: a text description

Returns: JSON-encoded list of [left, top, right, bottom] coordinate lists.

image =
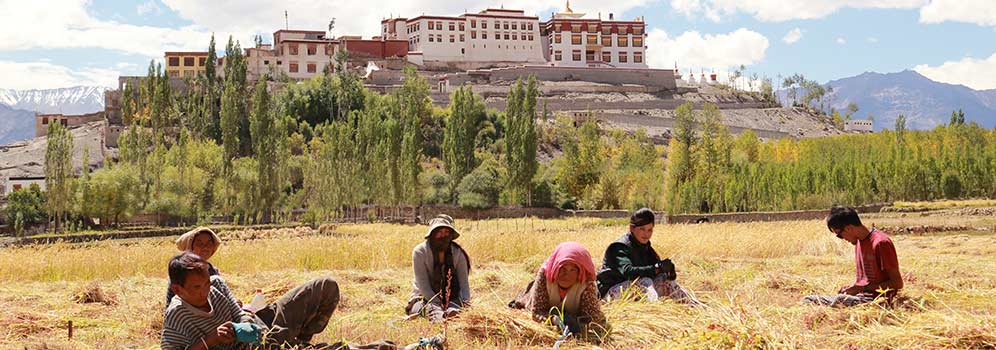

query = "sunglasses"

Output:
[[830, 227, 844, 239]]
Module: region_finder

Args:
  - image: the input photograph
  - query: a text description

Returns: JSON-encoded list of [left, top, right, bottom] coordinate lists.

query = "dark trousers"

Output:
[[256, 276, 340, 345]]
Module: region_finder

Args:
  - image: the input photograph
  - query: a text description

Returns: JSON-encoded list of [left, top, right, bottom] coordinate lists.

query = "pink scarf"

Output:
[[541, 242, 597, 284]]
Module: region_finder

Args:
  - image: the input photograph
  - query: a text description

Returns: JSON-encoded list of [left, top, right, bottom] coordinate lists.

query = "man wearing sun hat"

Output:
[[405, 214, 472, 322]]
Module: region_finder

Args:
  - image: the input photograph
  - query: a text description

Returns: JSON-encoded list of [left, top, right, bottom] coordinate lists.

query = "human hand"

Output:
[[839, 285, 864, 295], [655, 259, 676, 280], [210, 321, 235, 345]]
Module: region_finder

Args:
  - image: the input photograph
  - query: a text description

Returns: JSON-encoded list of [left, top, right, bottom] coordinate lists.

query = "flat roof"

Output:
[[164, 51, 209, 56]]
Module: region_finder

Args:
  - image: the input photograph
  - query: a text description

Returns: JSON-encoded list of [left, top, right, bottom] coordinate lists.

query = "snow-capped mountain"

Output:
[[0, 86, 109, 145], [0, 86, 109, 115]]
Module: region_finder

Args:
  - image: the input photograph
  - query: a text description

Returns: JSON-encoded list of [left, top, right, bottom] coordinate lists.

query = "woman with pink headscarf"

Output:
[[509, 242, 607, 339]]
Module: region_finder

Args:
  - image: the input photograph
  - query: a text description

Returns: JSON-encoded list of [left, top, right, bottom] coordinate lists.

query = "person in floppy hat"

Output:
[[405, 214, 472, 322], [165, 227, 223, 307]]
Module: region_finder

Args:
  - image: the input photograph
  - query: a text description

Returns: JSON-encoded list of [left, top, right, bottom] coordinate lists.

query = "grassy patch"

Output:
[[1, 218, 994, 349]]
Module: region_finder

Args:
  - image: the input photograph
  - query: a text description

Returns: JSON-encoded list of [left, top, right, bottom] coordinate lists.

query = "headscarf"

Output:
[[540, 242, 597, 316], [541, 242, 597, 284], [175, 226, 221, 252]]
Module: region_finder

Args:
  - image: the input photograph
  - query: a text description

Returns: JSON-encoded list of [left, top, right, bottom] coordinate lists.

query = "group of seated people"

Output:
[[161, 205, 902, 349]]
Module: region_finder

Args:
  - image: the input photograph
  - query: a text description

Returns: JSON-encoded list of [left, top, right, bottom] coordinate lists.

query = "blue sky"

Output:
[[1, 0, 995, 90]]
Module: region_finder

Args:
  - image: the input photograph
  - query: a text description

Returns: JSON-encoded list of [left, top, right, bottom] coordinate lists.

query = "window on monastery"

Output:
[[290, 44, 299, 55], [460, 34, 465, 42], [459, 23, 465, 31], [471, 31, 477, 39], [602, 35, 612, 46], [450, 35, 455, 43], [571, 34, 581, 45], [308, 44, 317, 55], [634, 52, 643, 63], [587, 34, 597, 44], [617, 37, 628, 47], [554, 34, 561, 43], [471, 20, 476, 28], [602, 51, 612, 62], [449, 23, 455, 31], [618, 52, 628, 63], [633, 37, 643, 47], [429, 21, 435, 30], [199, 57, 206, 66], [554, 50, 562, 61], [289, 62, 299, 72], [184, 57, 194, 66], [307, 63, 316, 73], [572, 50, 581, 61], [168, 57, 180, 66], [586, 50, 595, 61]]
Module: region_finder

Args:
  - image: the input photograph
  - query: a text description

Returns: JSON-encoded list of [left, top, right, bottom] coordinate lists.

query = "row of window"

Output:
[[551, 23, 645, 35], [287, 62, 321, 73], [553, 34, 644, 47], [40, 117, 68, 126], [166, 70, 203, 78], [425, 32, 536, 42], [167, 57, 207, 67], [413, 19, 536, 33], [552, 50, 643, 63], [285, 43, 326, 56]]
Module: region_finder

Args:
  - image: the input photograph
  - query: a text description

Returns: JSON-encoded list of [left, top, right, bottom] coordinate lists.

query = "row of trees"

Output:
[[663, 102, 996, 213], [27, 34, 663, 232]]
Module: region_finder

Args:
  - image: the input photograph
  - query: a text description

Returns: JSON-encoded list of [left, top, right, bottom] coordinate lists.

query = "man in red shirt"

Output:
[[803, 205, 904, 307]]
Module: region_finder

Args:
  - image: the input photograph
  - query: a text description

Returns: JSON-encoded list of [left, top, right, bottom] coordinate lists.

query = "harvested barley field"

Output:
[[1, 216, 994, 349]]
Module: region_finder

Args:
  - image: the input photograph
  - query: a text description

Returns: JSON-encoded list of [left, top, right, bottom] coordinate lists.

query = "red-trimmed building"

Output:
[[541, 4, 648, 68]]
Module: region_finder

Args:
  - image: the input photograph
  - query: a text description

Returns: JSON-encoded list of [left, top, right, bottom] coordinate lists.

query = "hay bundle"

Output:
[[454, 308, 558, 346], [72, 281, 117, 305]]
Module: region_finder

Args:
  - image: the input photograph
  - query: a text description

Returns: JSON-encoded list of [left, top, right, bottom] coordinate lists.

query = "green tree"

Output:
[[4, 184, 46, 236], [249, 79, 281, 221], [442, 86, 485, 202], [504, 76, 539, 205], [44, 121, 74, 233]]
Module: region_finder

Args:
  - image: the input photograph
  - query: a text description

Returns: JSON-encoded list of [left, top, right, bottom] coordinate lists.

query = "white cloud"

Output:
[[162, 0, 655, 39], [782, 27, 803, 44], [0, 60, 119, 90], [836, 37, 847, 44], [866, 37, 879, 43], [914, 52, 996, 90], [670, 0, 926, 22], [137, 0, 163, 16], [920, 0, 996, 27], [0, 0, 220, 57], [646, 27, 769, 74]]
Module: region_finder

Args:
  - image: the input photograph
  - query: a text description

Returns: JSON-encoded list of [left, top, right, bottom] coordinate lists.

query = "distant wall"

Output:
[[470, 66, 677, 89]]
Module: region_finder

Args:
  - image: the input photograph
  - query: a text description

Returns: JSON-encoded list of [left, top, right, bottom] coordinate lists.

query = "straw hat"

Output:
[[424, 214, 459, 240]]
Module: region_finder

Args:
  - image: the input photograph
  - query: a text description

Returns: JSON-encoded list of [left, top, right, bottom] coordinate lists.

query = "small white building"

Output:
[[844, 119, 873, 132], [2, 176, 45, 198], [383, 8, 546, 68]]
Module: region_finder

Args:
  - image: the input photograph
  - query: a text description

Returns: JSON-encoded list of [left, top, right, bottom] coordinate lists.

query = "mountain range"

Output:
[[0, 86, 108, 145], [789, 70, 996, 130]]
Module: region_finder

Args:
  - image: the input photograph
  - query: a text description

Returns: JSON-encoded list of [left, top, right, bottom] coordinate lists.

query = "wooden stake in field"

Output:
[[68, 320, 73, 340]]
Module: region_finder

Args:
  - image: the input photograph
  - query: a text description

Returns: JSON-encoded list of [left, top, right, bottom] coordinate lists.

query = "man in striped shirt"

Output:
[[162, 252, 263, 350]]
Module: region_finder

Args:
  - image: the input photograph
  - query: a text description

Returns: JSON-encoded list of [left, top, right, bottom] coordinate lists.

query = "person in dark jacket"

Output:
[[596, 208, 699, 304]]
